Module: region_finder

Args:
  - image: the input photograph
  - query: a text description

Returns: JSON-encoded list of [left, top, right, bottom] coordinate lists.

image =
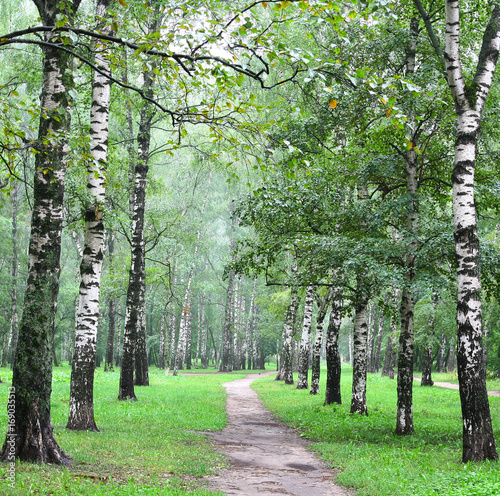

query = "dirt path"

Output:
[[413, 377, 500, 397], [203, 372, 351, 496]]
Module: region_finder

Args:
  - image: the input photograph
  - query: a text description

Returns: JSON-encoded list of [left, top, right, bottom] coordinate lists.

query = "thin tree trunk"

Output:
[[395, 17, 419, 437], [297, 285, 315, 389], [105, 296, 116, 372], [421, 292, 438, 386], [372, 293, 389, 373], [280, 288, 299, 385], [366, 303, 375, 373], [105, 231, 116, 373], [158, 313, 166, 369], [310, 288, 332, 395]]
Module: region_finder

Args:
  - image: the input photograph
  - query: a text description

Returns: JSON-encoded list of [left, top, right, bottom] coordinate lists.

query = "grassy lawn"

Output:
[[0, 365, 235, 496], [253, 365, 500, 496]]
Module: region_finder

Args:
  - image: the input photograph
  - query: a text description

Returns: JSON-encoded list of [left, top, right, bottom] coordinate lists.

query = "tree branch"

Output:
[[412, 0, 447, 75]]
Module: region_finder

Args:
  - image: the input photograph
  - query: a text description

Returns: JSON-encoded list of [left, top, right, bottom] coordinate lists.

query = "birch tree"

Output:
[[0, 0, 81, 464], [297, 284, 315, 389], [414, 0, 500, 461], [67, 0, 113, 432]]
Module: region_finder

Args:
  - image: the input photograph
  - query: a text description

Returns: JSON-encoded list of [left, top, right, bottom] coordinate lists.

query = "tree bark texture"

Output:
[[350, 285, 369, 415], [395, 16, 419, 437], [219, 272, 235, 372], [119, 53, 160, 396], [6, 182, 19, 369], [0, 0, 80, 463], [68, 1, 113, 428], [310, 289, 331, 395], [297, 285, 314, 389], [281, 288, 299, 385], [324, 285, 343, 405], [421, 292, 438, 386], [445, 1, 500, 462]]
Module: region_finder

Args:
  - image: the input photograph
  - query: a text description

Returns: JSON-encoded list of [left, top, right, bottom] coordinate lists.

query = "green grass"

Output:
[[0, 365, 240, 496], [253, 366, 500, 496]]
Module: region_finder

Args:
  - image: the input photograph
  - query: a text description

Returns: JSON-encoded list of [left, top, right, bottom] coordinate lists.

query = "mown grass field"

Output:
[[253, 366, 500, 496]]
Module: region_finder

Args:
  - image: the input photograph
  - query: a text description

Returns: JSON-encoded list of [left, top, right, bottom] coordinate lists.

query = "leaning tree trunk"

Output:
[[67, 0, 112, 432], [0, 1, 77, 463], [324, 284, 344, 405], [310, 288, 332, 395], [297, 285, 315, 389]]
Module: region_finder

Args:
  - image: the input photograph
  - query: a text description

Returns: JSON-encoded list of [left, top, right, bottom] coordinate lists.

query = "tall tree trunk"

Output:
[[67, 0, 112, 431], [6, 182, 19, 369], [415, 0, 500, 463], [324, 285, 343, 405], [119, 24, 163, 395], [297, 285, 315, 389], [0, 0, 79, 464], [350, 283, 369, 416], [395, 17, 419, 436]]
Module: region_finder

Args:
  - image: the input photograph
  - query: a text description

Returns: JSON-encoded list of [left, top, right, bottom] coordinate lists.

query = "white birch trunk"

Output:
[[297, 285, 315, 389]]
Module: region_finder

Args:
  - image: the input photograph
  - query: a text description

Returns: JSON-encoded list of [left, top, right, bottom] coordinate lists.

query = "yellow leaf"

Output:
[[118, 0, 128, 6], [407, 141, 413, 149], [386, 108, 392, 117], [263, 1, 268, 8], [379, 97, 386, 105], [329, 100, 337, 109]]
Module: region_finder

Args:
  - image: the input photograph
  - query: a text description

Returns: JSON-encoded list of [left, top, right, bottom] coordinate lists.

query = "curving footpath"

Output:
[[204, 372, 352, 496], [413, 377, 500, 397]]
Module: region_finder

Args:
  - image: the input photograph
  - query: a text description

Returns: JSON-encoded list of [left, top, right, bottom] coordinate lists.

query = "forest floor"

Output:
[[198, 372, 352, 496]]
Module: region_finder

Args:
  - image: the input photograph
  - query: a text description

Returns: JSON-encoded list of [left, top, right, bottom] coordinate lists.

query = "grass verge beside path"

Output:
[[0, 365, 236, 496], [253, 366, 500, 496]]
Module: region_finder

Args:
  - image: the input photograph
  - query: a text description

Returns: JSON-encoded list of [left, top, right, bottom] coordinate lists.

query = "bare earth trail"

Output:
[[198, 372, 352, 496], [413, 377, 500, 397]]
